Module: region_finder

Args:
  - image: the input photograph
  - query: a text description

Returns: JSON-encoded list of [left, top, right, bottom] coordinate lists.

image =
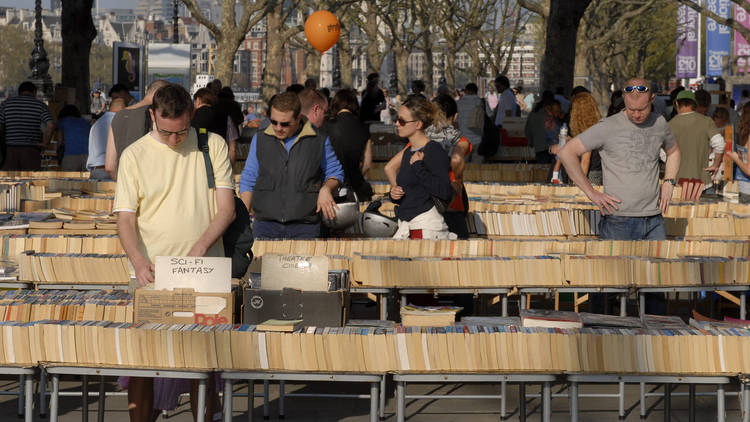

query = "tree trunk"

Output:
[[304, 50, 321, 84], [423, 45, 434, 96], [364, 4, 385, 74], [61, 0, 96, 113], [539, 0, 591, 96], [445, 48, 457, 92], [395, 48, 409, 97], [469, 40, 482, 83], [215, 38, 236, 86], [338, 30, 353, 88], [262, 8, 284, 103]]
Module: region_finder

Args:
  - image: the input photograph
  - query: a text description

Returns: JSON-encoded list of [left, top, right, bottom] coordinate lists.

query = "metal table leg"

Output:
[[263, 380, 269, 420], [279, 380, 285, 418], [369, 382, 378, 422], [379, 293, 387, 320], [569, 381, 578, 422], [40, 368, 47, 418], [620, 294, 627, 317], [717, 383, 725, 422], [689, 384, 695, 422], [400, 294, 406, 308], [379, 375, 386, 420], [501, 381, 507, 420], [640, 382, 646, 419], [223, 379, 232, 422], [396, 381, 405, 422], [82, 374, 88, 422], [519, 383, 526, 422], [502, 296, 508, 317], [543, 381, 551, 422], [97, 376, 105, 422], [196, 378, 207, 422], [18, 374, 24, 418], [24, 372, 32, 422], [742, 294, 747, 321], [743, 382, 750, 422], [664, 383, 671, 422], [619, 381, 625, 420], [50, 374, 59, 422], [248, 380, 254, 422], [521, 295, 527, 311]]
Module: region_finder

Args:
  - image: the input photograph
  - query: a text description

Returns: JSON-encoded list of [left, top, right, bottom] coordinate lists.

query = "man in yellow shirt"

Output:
[[113, 83, 234, 421]]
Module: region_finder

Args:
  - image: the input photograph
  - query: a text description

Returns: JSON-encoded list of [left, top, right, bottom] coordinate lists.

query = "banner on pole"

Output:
[[706, 0, 731, 77], [676, 4, 699, 78], [735, 5, 750, 74]]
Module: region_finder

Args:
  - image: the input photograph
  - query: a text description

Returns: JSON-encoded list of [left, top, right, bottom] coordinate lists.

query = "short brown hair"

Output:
[[298, 88, 327, 114], [193, 88, 217, 106], [152, 84, 193, 119], [269, 91, 301, 117]]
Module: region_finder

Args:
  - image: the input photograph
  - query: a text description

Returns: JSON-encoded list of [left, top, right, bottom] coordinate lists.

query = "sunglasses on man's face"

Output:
[[623, 85, 649, 93], [270, 119, 292, 127]]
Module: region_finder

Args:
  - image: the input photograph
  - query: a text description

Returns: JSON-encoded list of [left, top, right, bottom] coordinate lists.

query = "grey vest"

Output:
[[252, 124, 326, 224]]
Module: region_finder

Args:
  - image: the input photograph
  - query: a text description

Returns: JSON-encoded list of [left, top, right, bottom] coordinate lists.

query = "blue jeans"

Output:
[[595, 214, 666, 315], [253, 220, 320, 239], [599, 214, 666, 241]]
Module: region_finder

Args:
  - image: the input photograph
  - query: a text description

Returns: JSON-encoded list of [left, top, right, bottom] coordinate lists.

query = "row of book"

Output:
[[351, 254, 750, 287], [0, 320, 748, 374], [17, 253, 130, 284], [366, 162, 551, 183], [252, 238, 750, 264], [0, 234, 122, 257], [0, 290, 132, 323]]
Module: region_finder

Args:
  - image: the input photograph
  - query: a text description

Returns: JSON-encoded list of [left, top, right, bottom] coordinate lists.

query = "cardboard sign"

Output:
[[260, 254, 329, 291], [135, 288, 233, 325], [154, 256, 231, 293]]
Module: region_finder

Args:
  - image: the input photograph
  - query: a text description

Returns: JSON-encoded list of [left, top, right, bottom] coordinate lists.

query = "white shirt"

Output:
[[86, 111, 115, 169], [494, 88, 516, 126]]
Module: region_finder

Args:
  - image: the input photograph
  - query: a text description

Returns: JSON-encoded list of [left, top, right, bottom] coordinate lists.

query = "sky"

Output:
[[0, 0, 138, 9]]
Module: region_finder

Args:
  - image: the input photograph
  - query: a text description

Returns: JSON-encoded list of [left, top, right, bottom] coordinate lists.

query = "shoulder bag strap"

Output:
[[197, 128, 215, 189]]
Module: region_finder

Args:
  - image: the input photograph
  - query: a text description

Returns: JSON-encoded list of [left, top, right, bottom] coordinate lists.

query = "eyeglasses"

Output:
[[623, 85, 650, 93], [154, 118, 190, 138], [270, 119, 292, 127], [396, 117, 417, 126]]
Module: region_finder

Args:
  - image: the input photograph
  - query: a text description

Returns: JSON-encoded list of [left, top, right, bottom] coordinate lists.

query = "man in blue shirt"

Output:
[[239, 92, 344, 239]]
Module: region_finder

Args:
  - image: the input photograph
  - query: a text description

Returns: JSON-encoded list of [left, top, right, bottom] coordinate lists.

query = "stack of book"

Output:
[[0, 320, 744, 374], [0, 290, 132, 322], [400, 305, 461, 327], [17, 253, 130, 284]]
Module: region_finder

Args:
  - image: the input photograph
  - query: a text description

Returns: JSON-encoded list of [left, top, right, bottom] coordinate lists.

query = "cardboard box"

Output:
[[242, 288, 349, 327], [135, 288, 234, 325]]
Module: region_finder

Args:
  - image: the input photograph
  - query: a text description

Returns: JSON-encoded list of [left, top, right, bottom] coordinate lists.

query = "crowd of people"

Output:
[[3, 73, 750, 420]]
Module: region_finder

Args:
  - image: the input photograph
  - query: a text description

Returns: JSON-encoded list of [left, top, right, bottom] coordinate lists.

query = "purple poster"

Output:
[[676, 4, 698, 78], [736, 5, 750, 74]]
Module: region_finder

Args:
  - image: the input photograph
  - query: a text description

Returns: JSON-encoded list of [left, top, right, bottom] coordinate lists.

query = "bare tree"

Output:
[[475, 0, 529, 84], [381, 0, 422, 96], [181, 0, 266, 86], [262, 1, 304, 102], [353, 0, 391, 75], [434, 0, 496, 91]]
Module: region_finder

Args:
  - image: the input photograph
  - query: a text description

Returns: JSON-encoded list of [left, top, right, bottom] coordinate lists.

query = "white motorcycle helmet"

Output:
[[361, 200, 398, 237]]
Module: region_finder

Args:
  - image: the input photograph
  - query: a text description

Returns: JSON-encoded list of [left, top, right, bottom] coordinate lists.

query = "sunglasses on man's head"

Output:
[[623, 85, 649, 93], [270, 119, 292, 127]]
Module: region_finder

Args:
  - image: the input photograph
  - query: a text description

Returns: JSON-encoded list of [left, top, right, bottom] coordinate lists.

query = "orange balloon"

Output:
[[305, 11, 340, 54]]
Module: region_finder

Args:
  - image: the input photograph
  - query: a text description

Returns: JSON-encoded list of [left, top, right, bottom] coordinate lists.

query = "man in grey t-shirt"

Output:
[[558, 78, 681, 314]]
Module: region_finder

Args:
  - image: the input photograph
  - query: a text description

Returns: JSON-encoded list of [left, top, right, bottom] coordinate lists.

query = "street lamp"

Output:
[[29, 0, 53, 100]]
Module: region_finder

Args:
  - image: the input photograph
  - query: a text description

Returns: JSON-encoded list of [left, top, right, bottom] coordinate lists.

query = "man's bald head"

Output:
[[109, 98, 126, 113], [144, 80, 170, 102], [622, 82, 654, 125]]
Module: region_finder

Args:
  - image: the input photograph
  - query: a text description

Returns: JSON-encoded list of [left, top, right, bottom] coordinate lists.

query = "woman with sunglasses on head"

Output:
[[386, 96, 456, 239]]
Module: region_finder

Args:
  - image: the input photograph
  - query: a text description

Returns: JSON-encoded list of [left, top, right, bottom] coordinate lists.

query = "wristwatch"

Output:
[[663, 178, 677, 186]]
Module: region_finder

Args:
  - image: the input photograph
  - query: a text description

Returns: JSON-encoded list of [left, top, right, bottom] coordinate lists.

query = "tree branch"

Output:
[[180, 0, 222, 41]]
